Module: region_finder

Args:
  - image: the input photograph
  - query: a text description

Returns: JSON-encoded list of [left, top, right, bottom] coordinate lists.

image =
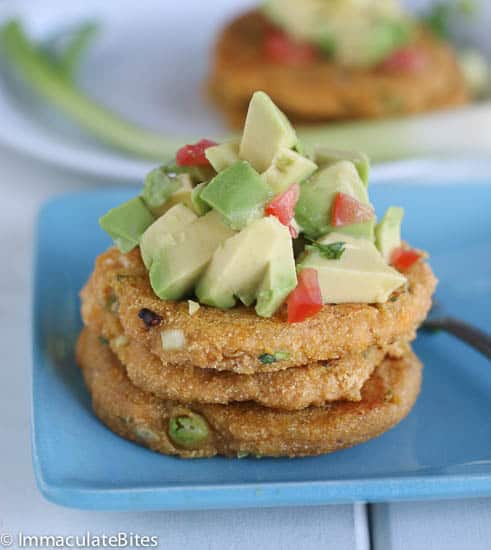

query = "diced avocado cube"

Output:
[[149, 211, 235, 300], [255, 231, 297, 317], [298, 233, 407, 304], [375, 206, 404, 262], [99, 197, 155, 254], [195, 217, 294, 312], [200, 161, 272, 230], [314, 147, 370, 186], [295, 161, 374, 239], [140, 204, 198, 269], [163, 174, 195, 212], [191, 182, 211, 216], [263, 147, 318, 194], [205, 140, 240, 172], [142, 166, 181, 217], [239, 91, 297, 173]]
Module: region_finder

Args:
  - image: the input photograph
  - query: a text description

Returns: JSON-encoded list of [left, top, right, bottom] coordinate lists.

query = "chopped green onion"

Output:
[[0, 20, 184, 160]]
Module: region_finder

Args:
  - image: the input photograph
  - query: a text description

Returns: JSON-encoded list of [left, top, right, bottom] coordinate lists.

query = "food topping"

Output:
[[287, 268, 323, 323], [176, 139, 218, 167], [391, 247, 422, 271], [100, 92, 415, 322], [331, 192, 375, 227], [306, 240, 346, 260], [265, 183, 300, 237], [263, 27, 319, 65], [261, 0, 413, 68], [380, 46, 427, 74]]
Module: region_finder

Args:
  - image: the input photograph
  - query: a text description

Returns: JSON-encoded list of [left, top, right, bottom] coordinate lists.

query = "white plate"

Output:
[[0, 0, 490, 182], [0, 0, 257, 181]]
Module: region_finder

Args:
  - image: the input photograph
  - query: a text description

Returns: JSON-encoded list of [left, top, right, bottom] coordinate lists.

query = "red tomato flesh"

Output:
[[331, 192, 374, 227], [287, 268, 323, 323], [391, 247, 422, 271], [176, 139, 217, 167], [264, 28, 318, 65], [380, 47, 427, 74], [265, 183, 300, 238]]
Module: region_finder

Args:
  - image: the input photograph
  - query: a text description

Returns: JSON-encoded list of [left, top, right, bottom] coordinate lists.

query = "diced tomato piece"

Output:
[[331, 192, 374, 227], [263, 28, 318, 65], [176, 139, 217, 167], [287, 268, 323, 323], [265, 183, 300, 237], [391, 247, 422, 271], [380, 47, 427, 74]]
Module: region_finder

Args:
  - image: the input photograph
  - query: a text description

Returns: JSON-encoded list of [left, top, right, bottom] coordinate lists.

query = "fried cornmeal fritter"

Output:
[[77, 329, 422, 458], [209, 11, 469, 128], [80, 247, 436, 374], [83, 294, 410, 408]]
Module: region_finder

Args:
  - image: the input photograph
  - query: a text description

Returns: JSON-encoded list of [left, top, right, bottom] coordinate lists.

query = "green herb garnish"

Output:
[[258, 351, 291, 364], [98, 336, 109, 346], [258, 353, 277, 364], [306, 241, 346, 260]]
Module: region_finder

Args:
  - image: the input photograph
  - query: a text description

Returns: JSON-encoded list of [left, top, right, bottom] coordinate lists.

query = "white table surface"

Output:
[[0, 145, 490, 549]]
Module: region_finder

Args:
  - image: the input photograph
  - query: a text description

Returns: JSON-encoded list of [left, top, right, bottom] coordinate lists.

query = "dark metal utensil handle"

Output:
[[423, 317, 491, 360]]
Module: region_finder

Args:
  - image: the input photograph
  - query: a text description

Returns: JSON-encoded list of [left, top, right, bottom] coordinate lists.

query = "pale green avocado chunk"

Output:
[[149, 210, 235, 300], [142, 166, 181, 216], [239, 91, 297, 173], [314, 147, 370, 187], [99, 197, 154, 254], [255, 228, 297, 317], [263, 147, 318, 194], [200, 161, 272, 230], [375, 206, 404, 262], [295, 160, 374, 240], [195, 216, 296, 315], [140, 204, 198, 269], [162, 174, 195, 213], [191, 181, 211, 216], [298, 232, 407, 304], [205, 140, 240, 172]]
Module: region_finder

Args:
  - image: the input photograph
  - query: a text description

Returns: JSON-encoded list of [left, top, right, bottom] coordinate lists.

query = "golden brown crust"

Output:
[[77, 329, 423, 458], [80, 247, 436, 374], [82, 286, 411, 409], [208, 10, 469, 127]]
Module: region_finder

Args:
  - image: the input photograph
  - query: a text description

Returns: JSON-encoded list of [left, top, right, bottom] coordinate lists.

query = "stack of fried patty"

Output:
[[77, 247, 436, 458]]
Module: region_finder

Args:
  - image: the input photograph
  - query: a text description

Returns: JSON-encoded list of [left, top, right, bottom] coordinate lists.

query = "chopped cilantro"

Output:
[[258, 353, 277, 364], [258, 351, 291, 364], [306, 240, 346, 260]]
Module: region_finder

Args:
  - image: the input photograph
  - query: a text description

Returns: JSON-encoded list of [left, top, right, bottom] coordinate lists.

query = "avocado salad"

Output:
[[261, 0, 478, 70], [262, 0, 414, 68], [100, 91, 423, 324]]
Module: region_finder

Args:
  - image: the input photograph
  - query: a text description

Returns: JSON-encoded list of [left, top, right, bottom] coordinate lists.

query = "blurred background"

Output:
[[0, 0, 490, 181]]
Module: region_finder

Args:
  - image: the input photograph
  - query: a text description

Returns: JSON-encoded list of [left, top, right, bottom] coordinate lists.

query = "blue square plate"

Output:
[[33, 180, 491, 511]]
